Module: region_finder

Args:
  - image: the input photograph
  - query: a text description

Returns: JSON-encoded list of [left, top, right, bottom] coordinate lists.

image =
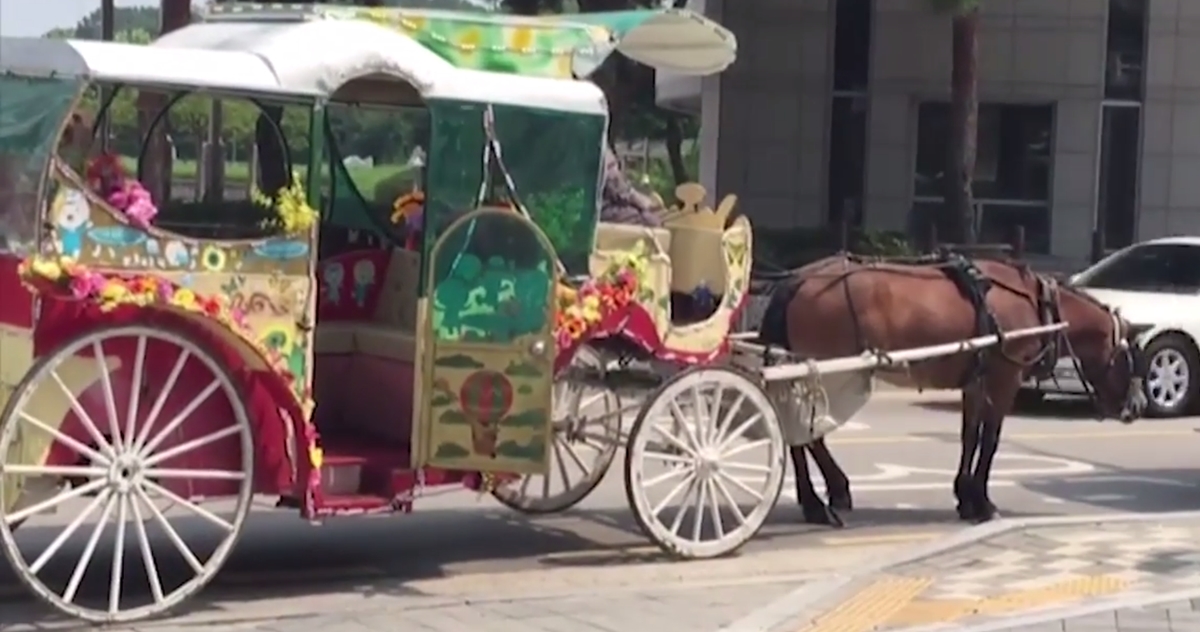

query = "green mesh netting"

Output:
[[0, 76, 80, 252], [423, 101, 603, 288]]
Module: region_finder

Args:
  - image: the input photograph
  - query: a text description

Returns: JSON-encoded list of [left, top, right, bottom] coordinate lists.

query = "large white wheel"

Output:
[[494, 346, 623, 513], [0, 325, 254, 623], [625, 367, 785, 559]]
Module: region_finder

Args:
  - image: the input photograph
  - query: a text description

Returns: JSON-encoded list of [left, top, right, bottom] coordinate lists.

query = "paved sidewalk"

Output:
[[720, 512, 1200, 632]]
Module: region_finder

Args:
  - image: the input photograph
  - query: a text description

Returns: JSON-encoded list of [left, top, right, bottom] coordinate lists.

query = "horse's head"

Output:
[[1056, 284, 1146, 422]]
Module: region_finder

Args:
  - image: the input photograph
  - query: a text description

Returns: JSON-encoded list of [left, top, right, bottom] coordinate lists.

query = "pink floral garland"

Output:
[[85, 153, 158, 227]]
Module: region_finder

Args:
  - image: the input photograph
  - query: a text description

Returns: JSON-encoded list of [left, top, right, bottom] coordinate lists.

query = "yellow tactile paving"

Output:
[[888, 573, 1129, 626], [798, 577, 933, 632], [796, 573, 1131, 631]]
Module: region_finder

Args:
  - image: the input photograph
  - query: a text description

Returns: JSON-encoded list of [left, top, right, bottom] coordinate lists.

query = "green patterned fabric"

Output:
[[0, 76, 79, 253]]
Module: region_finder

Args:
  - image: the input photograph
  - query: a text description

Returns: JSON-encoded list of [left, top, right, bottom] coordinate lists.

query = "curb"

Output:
[[718, 510, 1200, 632]]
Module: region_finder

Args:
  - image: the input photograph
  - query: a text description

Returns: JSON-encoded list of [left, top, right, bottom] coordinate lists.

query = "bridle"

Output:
[[1040, 279, 1142, 421]]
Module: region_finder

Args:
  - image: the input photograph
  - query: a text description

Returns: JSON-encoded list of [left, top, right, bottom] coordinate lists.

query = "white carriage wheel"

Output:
[[625, 367, 784, 559], [494, 346, 623, 513], [0, 325, 255, 623]]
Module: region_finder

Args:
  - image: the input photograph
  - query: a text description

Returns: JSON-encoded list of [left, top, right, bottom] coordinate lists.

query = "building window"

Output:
[[1096, 0, 1147, 252], [832, 0, 871, 94], [828, 0, 872, 230], [913, 102, 1054, 253], [1097, 105, 1140, 249], [1105, 0, 1147, 102]]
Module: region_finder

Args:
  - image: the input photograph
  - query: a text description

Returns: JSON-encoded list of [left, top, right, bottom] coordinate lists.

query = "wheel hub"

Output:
[[108, 454, 143, 493]]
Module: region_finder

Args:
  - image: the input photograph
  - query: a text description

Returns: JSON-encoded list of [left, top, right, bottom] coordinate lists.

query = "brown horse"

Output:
[[757, 253, 1146, 525]]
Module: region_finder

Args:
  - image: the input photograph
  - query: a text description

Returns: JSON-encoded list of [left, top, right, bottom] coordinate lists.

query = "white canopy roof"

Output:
[[153, 20, 607, 115], [0, 37, 307, 97]]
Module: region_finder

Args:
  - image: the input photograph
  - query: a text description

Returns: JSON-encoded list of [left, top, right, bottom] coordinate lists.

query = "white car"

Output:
[[1023, 237, 1200, 417]]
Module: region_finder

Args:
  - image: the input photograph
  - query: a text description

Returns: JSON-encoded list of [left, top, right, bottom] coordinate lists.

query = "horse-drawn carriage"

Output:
[[0, 2, 1139, 625]]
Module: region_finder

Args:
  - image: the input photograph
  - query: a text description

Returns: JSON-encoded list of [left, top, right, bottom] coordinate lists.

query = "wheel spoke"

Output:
[[651, 469, 696, 517], [712, 393, 746, 447], [721, 438, 773, 460], [643, 466, 690, 489], [559, 437, 589, 475], [28, 488, 111, 574], [46, 374, 113, 463], [552, 439, 572, 494], [669, 476, 700, 536], [143, 467, 246, 481], [707, 382, 725, 446], [711, 473, 748, 527], [690, 384, 710, 446], [717, 471, 764, 501], [135, 486, 204, 573], [1, 463, 106, 478], [131, 350, 192, 452], [138, 379, 221, 457], [643, 450, 694, 466], [63, 492, 117, 604], [143, 479, 234, 532], [6, 477, 107, 525], [690, 475, 706, 542], [124, 335, 148, 451], [716, 411, 762, 454], [667, 399, 703, 452], [93, 340, 123, 450], [142, 423, 241, 468], [648, 421, 697, 457], [108, 493, 128, 614], [721, 461, 772, 475], [705, 479, 726, 540], [130, 492, 165, 605]]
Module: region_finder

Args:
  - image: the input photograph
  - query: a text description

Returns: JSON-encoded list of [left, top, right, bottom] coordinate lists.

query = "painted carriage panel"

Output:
[[417, 209, 555, 475]]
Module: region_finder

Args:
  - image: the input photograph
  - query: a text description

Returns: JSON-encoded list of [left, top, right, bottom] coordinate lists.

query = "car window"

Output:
[[1076, 243, 1200, 293]]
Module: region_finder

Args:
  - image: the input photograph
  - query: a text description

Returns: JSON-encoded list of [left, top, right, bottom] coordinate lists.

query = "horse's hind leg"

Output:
[[954, 385, 984, 521], [809, 438, 852, 511], [790, 445, 843, 527]]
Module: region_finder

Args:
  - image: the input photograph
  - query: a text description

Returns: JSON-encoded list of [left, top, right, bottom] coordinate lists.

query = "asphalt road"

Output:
[[3, 390, 1200, 629]]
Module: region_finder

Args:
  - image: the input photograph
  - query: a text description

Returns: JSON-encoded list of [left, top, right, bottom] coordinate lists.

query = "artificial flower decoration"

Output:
[[85, 153, 159, 228], [17, 255, 303, 395], [251, 171, 319, 235], [553, 240, 649, 348], [391, 190, 425, 251]]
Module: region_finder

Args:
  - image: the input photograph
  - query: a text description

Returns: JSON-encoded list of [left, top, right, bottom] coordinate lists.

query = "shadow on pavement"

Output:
[[914, 395, 1099, 419]]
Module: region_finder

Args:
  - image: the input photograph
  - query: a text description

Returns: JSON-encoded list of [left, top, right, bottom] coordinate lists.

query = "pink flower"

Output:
[[67, 271, 105, 300], [124, 198, 157, 227]]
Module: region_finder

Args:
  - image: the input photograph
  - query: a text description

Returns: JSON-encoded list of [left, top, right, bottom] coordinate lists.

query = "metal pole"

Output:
[[99, 0, 115, 152]]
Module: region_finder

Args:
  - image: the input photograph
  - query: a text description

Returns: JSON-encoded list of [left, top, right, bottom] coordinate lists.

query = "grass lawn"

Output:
[[117, 156, 415, 199]]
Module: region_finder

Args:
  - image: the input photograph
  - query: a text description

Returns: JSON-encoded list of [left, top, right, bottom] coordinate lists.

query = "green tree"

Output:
[[930, 0, 981, 245]]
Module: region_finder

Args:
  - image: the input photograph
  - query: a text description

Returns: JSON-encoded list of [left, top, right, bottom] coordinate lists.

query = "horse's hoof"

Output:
[[829, 493, 853, 512], [802, 504, 844, 528], [955, 504, 976, 522]]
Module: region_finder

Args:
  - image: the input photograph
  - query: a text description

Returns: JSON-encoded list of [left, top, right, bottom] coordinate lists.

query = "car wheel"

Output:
[[1142, 334, 1199, 418]]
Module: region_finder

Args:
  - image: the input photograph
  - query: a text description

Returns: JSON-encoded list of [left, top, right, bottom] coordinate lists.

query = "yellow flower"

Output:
[[309, 446, 324, 469], [99, 281, 128, 302], [30, 258, 62, 281], [171, 288, 198, 310]]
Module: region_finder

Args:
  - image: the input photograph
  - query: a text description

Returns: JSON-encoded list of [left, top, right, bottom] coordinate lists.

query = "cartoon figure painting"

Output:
[[52, 187, 91, 258], [323, 262, 345, 306], [352, 259, 375, 308]]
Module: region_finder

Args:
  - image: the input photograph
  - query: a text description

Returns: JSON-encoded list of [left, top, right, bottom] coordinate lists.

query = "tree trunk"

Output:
[[942, 8, 979, 245], [664, 114, 689, 184]]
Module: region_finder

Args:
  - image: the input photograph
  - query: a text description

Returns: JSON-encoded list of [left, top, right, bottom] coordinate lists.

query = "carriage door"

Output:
[[417, 207, 556, 475]]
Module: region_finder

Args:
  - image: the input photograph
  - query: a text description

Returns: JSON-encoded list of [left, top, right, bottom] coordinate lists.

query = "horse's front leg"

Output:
[[970, 374, 1021, 522], [955, 385, 984, 521], [790, 445, 843, 527], [809, 438, 852, 511]]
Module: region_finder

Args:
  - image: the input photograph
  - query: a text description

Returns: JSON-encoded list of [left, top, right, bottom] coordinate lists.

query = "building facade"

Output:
[[658, 0, 1196, 265]]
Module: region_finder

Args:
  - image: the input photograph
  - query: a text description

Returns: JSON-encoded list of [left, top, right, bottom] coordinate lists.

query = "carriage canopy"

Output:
[[152, 18, 606, 114]]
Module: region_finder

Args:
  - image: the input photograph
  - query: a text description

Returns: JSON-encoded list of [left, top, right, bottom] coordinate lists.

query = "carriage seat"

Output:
[[312, 248, 420, 445], [314, 248, 420, 361], [590, 222, 673, 334], [662, 184, 737, 296]]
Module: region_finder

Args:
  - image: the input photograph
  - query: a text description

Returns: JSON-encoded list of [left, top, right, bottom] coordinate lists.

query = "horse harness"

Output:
[[841, 251, 1063, 389]]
